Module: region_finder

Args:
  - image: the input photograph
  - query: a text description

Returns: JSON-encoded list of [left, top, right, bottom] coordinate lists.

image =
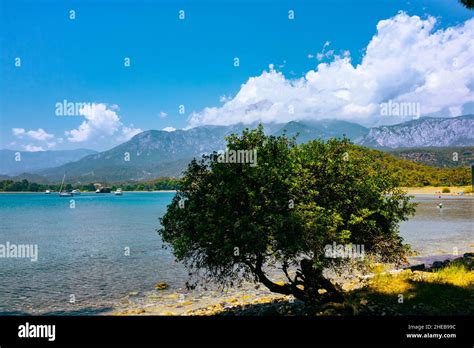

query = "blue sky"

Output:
[[1, 0, 473, 151]]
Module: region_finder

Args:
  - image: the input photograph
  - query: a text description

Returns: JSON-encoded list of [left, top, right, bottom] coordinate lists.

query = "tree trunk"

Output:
[[248, 256, 343, 305], [300, 259, 344, 304]]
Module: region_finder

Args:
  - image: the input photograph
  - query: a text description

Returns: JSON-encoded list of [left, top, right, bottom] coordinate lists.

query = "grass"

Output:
[[345, 258, 474, 315], [119, 256, 474, 316], [208, 256, 474, 316], [431, 263, 474, 287]]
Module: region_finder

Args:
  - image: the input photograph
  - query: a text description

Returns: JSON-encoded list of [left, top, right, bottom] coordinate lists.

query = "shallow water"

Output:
[[0, 192, 187, 315], [399, 195, 473, 256], [0, 192, 472, 314]]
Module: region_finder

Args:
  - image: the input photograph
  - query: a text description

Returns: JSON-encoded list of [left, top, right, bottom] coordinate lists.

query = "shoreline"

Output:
[[401, 186, 472, 196], [110, 251, 473, 316], [0, 187, 472, 195], [0, 190, 177, 194]]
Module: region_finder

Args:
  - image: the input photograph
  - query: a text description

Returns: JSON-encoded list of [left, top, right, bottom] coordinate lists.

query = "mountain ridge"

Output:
[[0, 148, 97, 176], [361, 115, 474, 148], [4, 115, 472, 183]]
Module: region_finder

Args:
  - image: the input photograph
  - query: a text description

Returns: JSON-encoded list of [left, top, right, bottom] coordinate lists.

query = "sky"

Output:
[[1, 0, 473, 151]]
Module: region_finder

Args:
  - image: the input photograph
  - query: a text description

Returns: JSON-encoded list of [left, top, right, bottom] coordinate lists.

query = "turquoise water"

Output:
[[0, 192, 187, 315], [0, 192, 472, 315]]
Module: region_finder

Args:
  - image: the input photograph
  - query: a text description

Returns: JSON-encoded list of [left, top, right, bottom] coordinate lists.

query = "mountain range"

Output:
[[360, 115, 474, 148], [1, 115, 473, 183], [0, 149, 97, 176]]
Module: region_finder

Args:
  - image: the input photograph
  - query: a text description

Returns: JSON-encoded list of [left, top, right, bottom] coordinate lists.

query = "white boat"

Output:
[[71, 189, 81, 195], [58, 173, 73, 197], [114, 188, 123, 196], [45, 190, 51, 194]]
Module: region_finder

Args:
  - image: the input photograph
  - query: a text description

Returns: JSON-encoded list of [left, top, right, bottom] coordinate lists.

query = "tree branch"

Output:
[[246, 256, 305, 300], [282, 262, 295, 285]]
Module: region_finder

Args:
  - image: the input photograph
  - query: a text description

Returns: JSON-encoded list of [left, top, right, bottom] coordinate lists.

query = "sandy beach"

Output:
[[401, 186, 472, 196]]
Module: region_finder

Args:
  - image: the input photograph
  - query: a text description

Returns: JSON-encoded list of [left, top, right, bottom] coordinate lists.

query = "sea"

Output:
[[0, 192, 472, 315]]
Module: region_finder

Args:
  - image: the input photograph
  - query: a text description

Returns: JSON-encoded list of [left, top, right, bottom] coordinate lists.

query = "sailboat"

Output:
[[58, 173, 73, 197]]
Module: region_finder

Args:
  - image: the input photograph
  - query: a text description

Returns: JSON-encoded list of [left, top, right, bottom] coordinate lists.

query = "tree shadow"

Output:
[[212, 277, 473, 316], [347, 278, 474, 316]]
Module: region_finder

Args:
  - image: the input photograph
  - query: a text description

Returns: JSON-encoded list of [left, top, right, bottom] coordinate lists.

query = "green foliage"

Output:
[[0, 179, 44, 192], [459, 0, 474, 10], [369, 148, 471, 187], [442, 187, 451, 193], [388, 146, 474, 168], [0, 177, 181, 192], [1, 149, 470, 192], [158, 125, 417, 304]]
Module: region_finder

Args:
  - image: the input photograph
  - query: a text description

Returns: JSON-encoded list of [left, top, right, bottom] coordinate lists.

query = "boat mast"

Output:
[[59, 173, 66, 193]]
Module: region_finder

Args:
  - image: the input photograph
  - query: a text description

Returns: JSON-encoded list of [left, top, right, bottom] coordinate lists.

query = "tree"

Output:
[[83, 183, 96, 191], [158, 126, 416, 305], [459, 0, 474, 9], [29, 182, 40, 192]]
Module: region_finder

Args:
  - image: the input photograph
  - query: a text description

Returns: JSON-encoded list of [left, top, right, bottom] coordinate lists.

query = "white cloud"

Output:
[[188, 13, 474, 127], [12, 128, 56, 150], [25, 128, 54, 141], [12, 128, 25, 137], [315, 41, 334, 61], [23, 145, 45, 152], [119, 124, 142, 141], [66, 103, 141, 143], [219, 95, 233, 103], [159, 111, 168, 118], [66, 103, 120, 142], [162, 127, 176, 132], [12, 128, 53, 141]]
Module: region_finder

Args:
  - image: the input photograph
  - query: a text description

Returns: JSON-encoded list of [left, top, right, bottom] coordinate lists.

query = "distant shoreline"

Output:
[[1, 187, 472, 195], [401, 186, 472, 196], [0, 190, 178, 194]]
